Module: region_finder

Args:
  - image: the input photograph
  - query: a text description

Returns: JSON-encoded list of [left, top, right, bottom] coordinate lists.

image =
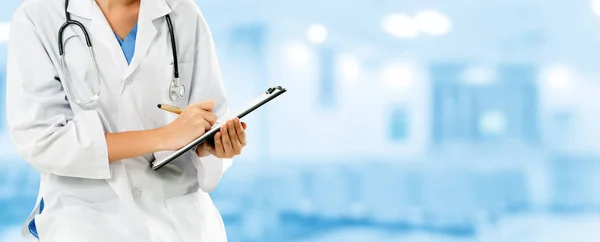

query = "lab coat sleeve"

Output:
[[189, 10, 232, 193], [5, 13, 111, 179]]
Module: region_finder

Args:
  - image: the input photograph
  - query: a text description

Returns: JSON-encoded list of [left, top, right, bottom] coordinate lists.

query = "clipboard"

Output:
[[151, 86, 287, 171]]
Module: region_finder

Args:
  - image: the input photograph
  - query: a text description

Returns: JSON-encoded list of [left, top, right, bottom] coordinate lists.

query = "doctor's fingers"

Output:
[[226, 121, 242, 154], [220, 125, 234, 155], [189, 116, 212, 131], [213, 132, 225, 155], [233, 119, 247, 146], [199, 110, 218, 126], [186, 108, 217, 126], [190, 100, 215, 111], [201, 119, 213, 131]]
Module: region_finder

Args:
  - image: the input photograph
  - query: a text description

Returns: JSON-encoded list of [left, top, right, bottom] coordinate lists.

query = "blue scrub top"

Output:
[[28, 24, 138, 239], [115, 23, 138, 65]]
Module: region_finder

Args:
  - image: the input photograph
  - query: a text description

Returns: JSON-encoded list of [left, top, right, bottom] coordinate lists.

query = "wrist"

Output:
[[152, 126, 170, 151]]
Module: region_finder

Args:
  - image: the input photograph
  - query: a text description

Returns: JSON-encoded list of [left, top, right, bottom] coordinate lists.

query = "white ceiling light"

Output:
[[382, 14, 419, 39], [541, 64, 572, 90], [479, 111, 507, 135], [0, 22, 10, 43], [462, 65, 496, 85], [336, 54, 361, 83], [306, 24, 328, 44], [286, 43, 311, 68], [414, 10, 452, 36], [592, 0, 600, 17], [382, 62, 416, 88]]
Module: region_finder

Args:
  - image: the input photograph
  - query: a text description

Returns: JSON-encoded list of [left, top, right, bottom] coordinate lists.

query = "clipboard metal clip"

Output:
[[266, 86, 285, 94]]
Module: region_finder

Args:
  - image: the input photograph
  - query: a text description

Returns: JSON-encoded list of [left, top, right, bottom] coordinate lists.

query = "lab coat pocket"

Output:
[[165, 191, 227, 242]]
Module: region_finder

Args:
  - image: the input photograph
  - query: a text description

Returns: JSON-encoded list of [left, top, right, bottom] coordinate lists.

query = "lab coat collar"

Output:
[[141, 0, 173, 21], [68, 0, 173, 80], [125, 0, 172, 79], [66, 0, 94, 20], [66, 0, 171, 20]]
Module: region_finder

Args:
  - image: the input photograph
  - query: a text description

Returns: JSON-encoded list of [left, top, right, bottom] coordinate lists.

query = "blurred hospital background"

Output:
[[3, 0, 600, 241]]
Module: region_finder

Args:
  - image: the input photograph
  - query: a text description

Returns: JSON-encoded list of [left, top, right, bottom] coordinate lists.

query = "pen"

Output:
[[157, 104, 182, 114]]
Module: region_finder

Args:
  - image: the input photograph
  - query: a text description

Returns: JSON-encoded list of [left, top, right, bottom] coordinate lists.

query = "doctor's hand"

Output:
[[160, 100, 217, 150], [197, 118, 247, 159]]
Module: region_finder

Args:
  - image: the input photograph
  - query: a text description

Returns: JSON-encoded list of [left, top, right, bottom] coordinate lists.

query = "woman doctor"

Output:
[[6, 0, 246, 241]]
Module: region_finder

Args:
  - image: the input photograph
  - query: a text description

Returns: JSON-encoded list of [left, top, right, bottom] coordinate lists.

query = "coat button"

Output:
[[132, 187, 142, 198]]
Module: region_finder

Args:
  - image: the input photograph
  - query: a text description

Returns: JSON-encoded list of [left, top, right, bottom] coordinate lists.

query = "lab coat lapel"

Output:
[[125, 0, 172, 79], [67, 0, 129, 76], [88, 3, 130, 74]]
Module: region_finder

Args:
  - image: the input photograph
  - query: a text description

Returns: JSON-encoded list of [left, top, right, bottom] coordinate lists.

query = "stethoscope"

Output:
[[58, 0, 184, 105]]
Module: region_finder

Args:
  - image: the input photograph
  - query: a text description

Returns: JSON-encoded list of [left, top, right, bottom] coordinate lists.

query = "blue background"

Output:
[[2, 0, 600, 241]]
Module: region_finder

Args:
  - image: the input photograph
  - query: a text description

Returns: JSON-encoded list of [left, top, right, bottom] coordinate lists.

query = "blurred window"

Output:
[[389, 106, 409, 141], [318, 48, 335, 108], [430, 62, 538, 144]]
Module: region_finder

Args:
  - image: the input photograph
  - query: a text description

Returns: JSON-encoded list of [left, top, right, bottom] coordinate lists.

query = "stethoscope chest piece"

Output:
[[169, 78, 185, 101]]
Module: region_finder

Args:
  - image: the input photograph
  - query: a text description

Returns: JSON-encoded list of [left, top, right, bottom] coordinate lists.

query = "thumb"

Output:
[[241, 122, 247, 130]]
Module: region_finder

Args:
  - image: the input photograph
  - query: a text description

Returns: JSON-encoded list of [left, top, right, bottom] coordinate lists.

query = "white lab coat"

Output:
[[5, 0, 232, 241]]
